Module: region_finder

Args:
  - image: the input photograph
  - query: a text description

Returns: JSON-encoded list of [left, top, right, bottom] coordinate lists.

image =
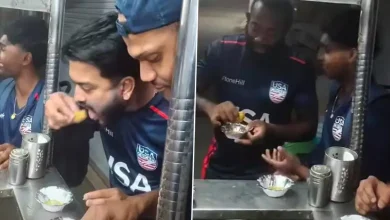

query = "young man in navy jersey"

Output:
[[197, 0, 318, 180], [45, 13, 169, 219], [80, 0, 193, 219], [0, 17, 47, 170], [263, 9, 390, 186]]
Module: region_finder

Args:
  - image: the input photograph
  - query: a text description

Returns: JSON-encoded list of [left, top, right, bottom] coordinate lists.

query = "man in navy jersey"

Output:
[[197, 0, 318, 180], [0, 17, 47, 169], [80, 0, 193, 219], [262, 9, 390, 185], [45, 13, 169, 219]]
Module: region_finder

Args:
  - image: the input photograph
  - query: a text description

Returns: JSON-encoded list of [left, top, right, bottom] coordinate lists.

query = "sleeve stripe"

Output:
[[149, 105, 169, 120], [289, 56, 306, 65], [221, 40, 246, 46]]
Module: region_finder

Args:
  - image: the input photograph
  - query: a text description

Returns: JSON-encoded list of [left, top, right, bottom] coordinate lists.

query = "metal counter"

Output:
[[0, 168, 84, 220], [193, 179, 376, 220]]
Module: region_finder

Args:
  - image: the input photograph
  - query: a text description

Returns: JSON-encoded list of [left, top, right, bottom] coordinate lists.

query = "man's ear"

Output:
[[119, 76, 135, 101], [22, 52, 33, 66]]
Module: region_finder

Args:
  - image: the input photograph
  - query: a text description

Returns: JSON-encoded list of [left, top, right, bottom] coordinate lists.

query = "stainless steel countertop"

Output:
[[193, 179, 376, 220], [0, 168, 84, 220]]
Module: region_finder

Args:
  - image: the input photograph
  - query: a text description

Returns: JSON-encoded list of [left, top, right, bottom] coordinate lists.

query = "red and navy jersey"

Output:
[[198, 34, 318, 178], [100, 93, 169, 195], [312, 82, 390, 182]]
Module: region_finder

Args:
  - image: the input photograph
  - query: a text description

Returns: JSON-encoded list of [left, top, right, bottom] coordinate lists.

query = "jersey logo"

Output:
[[269, 81, 288, 104], [104, 127, 114, 137], [332, 116, 345, 142], [136, 144, 158, 171], [221, 76, 245, 86], [19, 115, 33, 135]]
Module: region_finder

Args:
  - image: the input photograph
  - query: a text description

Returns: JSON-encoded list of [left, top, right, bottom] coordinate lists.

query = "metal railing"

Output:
[[156, 0, 198, 219], [349, 0, 378, 158], [42, 0, 66, 166], [300, 0, 361, 5]]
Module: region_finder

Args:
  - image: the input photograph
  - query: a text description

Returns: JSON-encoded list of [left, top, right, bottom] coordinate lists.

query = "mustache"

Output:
[[77, 102, 89, 110]]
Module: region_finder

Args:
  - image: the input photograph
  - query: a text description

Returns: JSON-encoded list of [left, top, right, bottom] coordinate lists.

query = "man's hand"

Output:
[[84, 188, 127, 207], [81, 198, 141, 220], [0, 143, 15, 170], [207, 101, 239, 126], [45, 92, 81, 130], [355, 176, 390, 215], [235, 120, 267, 145], [261, 146, 301, 178], [82, 191, 159, 220]]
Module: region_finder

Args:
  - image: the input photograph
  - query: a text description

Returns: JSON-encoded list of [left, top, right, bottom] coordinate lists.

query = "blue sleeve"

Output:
[[293, 64, 318, 123], [197, 40, 222, 93], [361, 97, 390, 183]]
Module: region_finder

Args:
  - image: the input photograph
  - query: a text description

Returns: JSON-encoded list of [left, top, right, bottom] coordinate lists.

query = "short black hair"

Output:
[[4, 16, 48, 69], [250, 0, 294, 32], [62, 12, 140, 83], [322, 8, 380, 56]]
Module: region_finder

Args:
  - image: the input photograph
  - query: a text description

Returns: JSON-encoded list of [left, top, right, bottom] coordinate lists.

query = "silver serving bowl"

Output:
[[221, 123, 248, 140], [257, 174, 294, 198]]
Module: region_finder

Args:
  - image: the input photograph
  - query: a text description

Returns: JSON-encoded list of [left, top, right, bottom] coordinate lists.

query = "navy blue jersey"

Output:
[[312, 82, 390, 182], [100, 93, 169, 195], [0, 80, 44, 147], [199, 34, 318, 179]]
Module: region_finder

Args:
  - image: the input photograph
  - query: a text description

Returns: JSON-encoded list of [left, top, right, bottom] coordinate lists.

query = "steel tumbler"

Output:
[[324, 147, 358, 202], [21, 133, 50, 179]]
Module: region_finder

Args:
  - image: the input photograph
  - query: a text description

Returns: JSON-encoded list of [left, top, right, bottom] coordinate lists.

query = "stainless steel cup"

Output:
[[324, 147, 358, 202], [21, 133, 50, 179], [8, 148, 29, 185], [308, 165, 332, 208]]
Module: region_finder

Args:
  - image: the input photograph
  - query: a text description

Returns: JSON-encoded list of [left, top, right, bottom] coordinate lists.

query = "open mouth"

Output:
[[87, 109, 99, 121], [77, 102, 99, 121]]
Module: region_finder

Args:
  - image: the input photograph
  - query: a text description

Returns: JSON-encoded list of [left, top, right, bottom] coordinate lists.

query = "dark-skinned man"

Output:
[[198, 0, 318, 180]]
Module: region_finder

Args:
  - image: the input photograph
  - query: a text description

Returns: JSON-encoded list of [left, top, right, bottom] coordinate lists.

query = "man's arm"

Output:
[[360, 97, 390, 183], [197, 96, 216, 116], [295, 165, 310, 180], [52, 119, 97, 187], [197, 40, 222, 113], [266, 65, 318, 142], [133, 190, 159, 218]]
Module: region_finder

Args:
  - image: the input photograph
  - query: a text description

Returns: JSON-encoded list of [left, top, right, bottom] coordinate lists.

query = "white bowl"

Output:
[[257, 174, 294, 198], [340, 215, 371, 220], [36, 186, 73, 212], [262, 187, 289, 198]]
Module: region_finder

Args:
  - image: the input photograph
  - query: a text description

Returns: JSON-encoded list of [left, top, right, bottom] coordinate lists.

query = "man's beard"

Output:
[[83, 95, 126, 126], [100, 99, 126, 126], [245, 34, 270, 53]]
